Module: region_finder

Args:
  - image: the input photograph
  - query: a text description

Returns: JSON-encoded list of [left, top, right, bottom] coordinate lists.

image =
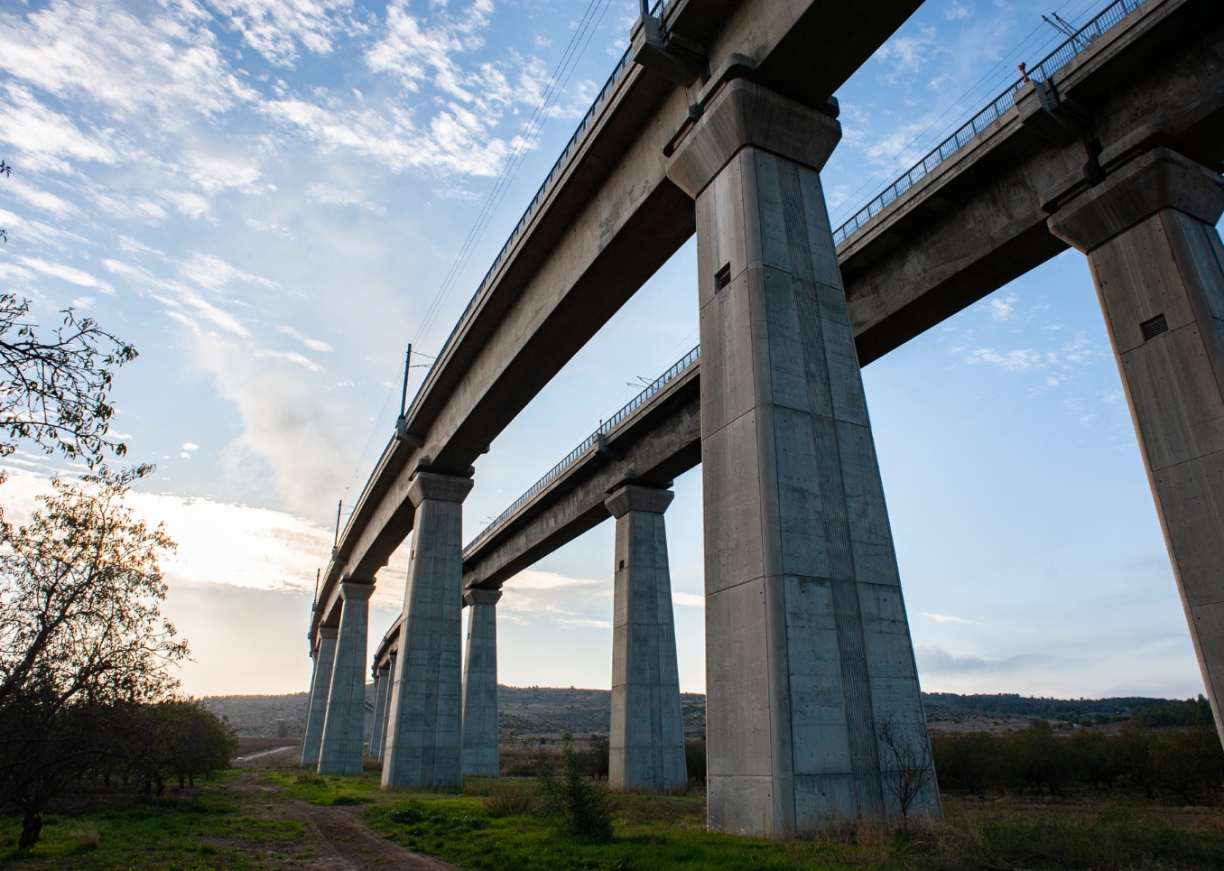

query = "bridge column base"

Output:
[[1049, 147, 1224, 743], [382, 471, 475, 789], [605, 485, 687, 792], [300, 626, 337, 767], [369, 664, 391, 761], [461, 589, 502, 777], [318, 582, 374, 775], [668, 80, 940, 837]]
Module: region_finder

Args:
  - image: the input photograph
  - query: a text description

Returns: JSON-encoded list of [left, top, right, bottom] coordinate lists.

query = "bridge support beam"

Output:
[[1049, 148, 1224, 741], [318, 582, 374, 775], [461, 589, 502, 777], [382, 472, 475, 789], [605, 484, 687, 792], [668, 80, 940, 836], [300, 627, 337, 767], [369, 663, 391, 761]]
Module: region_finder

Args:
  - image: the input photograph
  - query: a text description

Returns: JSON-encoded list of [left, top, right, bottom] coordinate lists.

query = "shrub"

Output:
[[482, 784, 536, 817], [70, 825, 99, 850], [584, 734, 609, 780], [1069, 727, 1118, 790], [1155, 724, 1224, 804], [685, 741, 706, 785], [1117, 719, 1158, 798], [930, 731, 1001, 796], [535, 732, 613, 840]]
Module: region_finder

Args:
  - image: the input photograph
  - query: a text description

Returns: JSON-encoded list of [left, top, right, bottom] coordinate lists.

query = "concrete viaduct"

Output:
[[300, 0, 1224, 837]]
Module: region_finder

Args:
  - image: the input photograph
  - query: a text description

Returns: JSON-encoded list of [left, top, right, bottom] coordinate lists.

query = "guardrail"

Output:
[[424, 1, 668, 397], [466, 343, 700, 551], [831, 0, 1148, 247]]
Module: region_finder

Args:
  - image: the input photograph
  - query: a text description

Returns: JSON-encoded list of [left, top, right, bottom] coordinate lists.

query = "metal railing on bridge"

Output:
[[466, 343, 700, 551], [831, 0, 1148, 247]]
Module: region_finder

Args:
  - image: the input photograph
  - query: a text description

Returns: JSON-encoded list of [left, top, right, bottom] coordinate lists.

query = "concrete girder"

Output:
[[311, 0, 925, 646]]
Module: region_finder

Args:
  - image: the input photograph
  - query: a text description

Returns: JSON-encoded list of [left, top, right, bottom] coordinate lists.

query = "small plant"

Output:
[[70, 825, 99, 850], [535, 731, 613, 840], [482, 784, 536, 817]]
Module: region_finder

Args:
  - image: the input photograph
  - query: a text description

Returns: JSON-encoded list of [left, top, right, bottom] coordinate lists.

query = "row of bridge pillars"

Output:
[[301, 80, 1224, 837]]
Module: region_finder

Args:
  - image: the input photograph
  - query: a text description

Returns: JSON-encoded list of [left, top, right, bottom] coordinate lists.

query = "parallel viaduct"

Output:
[[301, 0, 1224, 837]]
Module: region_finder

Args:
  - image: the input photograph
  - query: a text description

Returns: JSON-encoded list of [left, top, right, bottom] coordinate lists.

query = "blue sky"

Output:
[[0, 0, 1207, 701]]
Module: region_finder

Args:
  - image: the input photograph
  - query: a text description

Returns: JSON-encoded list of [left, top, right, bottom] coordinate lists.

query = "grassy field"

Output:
[[4, 769, 1224, 870]]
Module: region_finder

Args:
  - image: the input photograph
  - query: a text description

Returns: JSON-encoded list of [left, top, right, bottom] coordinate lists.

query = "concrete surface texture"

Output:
[[605, 485, 688, 792], [671, 80, 939, 836], [461, 589, 502, 777], [369, 666, 390, 760], [318, 583, 375, 776], [1048, 147, 1224, 738], [382, 472, 475, 789], [300, 627, 337, 767], [375, 654, 396, 760]]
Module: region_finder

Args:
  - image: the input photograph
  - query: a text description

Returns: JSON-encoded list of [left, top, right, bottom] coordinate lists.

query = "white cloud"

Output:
[[921, 611, 983, 625], [208, 0, 355, 66], [916, 644, 1045, 675], [279, 324, 334, 352], [673, 591, 704, 608], [20, 256, 113, 293], [499, 569, 612, 630], [183, 442, 199, 451]]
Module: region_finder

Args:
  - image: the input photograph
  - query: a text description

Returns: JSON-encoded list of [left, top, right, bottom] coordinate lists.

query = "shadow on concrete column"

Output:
[[382, 472, 475, 789], [300, 627, 337, 767], [667, 80, 940, 837], [1049, 147, 1224, 742], [318, 582, 374, 775], [461, 589, 502, 777], [368, 664, 391, 761], [605, 484, 687, 792]]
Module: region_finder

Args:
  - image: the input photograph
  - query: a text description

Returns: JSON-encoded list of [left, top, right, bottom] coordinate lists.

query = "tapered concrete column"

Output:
[[461, 588, 502, 777], [369, 664, 391, 760], [604, 485, 687, 792], [375, 653, 396, 759], [300, 627, 337, 767], [1049, 148, 1224, 741], [382, 471, 475, 789], [667, 80, 939, 836], [318, 582, 374, 775]]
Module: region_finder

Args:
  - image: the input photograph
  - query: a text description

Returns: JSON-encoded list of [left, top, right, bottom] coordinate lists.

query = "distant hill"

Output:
[[202, 687, 1208, 738]]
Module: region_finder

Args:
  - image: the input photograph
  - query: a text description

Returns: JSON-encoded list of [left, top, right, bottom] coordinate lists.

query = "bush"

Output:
[[1155, 724, 1224, 804], [584, 734, 609, 780], [482, 784, 536, 817], [685, 741, 706, 785], [535, 732, 613, 840], [931, 731, 1002, 796]]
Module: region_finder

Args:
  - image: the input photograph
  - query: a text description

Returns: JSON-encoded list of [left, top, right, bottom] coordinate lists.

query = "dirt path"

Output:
[[228, 771, 461, 871]]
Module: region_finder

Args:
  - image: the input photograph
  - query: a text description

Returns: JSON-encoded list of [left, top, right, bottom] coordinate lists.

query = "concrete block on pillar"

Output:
[[1048, 147, 1224, 741], [461, 588, 502, 777], [668, 79, 939, 836], [605, 485, 687, 793], [300, 627, 337, 767], [382, 472, 475, 789], [318, 582, 374, 776]]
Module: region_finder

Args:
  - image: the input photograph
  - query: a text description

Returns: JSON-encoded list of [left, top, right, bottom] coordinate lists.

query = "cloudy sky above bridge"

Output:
[[0, 0, 1209, 702]]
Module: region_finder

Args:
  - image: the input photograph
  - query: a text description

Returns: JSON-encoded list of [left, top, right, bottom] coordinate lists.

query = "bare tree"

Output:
[[876, 715, 935, 823], [0, 465, 186, 848]]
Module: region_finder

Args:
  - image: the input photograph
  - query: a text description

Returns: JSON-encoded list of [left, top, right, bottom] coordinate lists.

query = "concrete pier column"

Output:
[[604, 484, 687, 792], [666, 80, 939, 836], [300, 627, 337, 767], [461, 588, 502, 777], [382, 471, 475, 789], [368, 664, 391, 760], [1048, 148, 1224, 740], [376, 653, 396, 759], [318, 582, 374, 775]]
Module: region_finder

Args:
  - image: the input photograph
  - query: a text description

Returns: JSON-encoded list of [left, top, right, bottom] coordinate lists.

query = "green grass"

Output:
[[0, 776, 303, 869]]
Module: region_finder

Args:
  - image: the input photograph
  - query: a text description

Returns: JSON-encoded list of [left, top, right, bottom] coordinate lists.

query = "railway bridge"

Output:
[[301, 0, 1224, 837]]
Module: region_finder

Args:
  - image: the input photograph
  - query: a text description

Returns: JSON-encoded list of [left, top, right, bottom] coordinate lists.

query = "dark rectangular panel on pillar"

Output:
[[605, 485, 687, 792], [382, 472, 475, 789], [461, 589, 502, 777], [318, 582, 374, 775], [668, 80, 939, 837], [301, 627, 337, 767], [1049, 148, 1224, 741]]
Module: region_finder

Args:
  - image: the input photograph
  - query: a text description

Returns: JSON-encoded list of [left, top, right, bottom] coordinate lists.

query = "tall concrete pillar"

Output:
[[318, 582, 374, 775], [604, 484, 687, 792], [666, 80, 939, 836], [382, 471, 475, 789], [300, 627, 337, 767], [1048, 147, 1224, 740], [461, 588, 502, 777], [376, 653, 396, 759], [369, 664, 391, 760]]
